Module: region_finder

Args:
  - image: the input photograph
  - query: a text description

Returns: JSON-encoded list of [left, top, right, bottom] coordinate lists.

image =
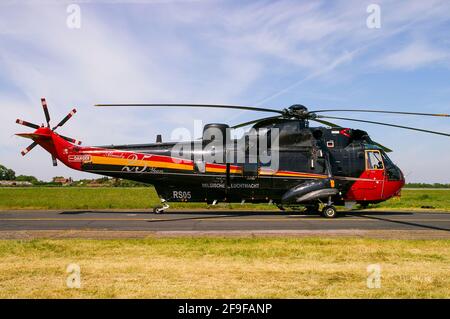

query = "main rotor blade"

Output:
[[318, 115, 450, 137], [310, 118, 341, 128], [59, 134, 82, 145], [52, 155, 58, 166], [53, 109, 77, 131], [21, 141, 38, 156], [311, 109, 450, 117], [16, 119, 40, 129], [41, 98, 51, 127], [231, 116, 282, 129], [95, 103, 284, 114]]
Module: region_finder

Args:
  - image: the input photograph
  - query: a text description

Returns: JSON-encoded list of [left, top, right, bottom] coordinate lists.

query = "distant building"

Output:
[[52, 176, 73, 185], [87, 179, 106, 187], [0, 180, 33, 186]]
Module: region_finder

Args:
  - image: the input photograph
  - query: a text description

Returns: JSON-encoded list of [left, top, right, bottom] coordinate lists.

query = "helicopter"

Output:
[[15, 99, 449, 218]]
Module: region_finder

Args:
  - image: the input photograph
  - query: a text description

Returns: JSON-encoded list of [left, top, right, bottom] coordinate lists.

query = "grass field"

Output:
[[0, 187, 449, 211], [0, 237, 448, 298], [373, 189, 450, 211], [1, 188, 449, 298]]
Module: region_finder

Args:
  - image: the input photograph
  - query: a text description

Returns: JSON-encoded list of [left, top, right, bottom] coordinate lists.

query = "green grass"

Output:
[[0, 187, 449, 211], [0, 187, 158, 210], [0, 237, 449, 298], [373, 189, 450, 211], [0, 187, 264, 210]]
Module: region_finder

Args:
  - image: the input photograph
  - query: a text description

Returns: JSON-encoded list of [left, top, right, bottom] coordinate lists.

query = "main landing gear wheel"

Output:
[[153, 207, 165, 214], [153, 199, 169, 214], [321, 205, 338, 218]]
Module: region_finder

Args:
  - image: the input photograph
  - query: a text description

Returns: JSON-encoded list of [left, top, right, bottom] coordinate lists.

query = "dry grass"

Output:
[[0, 237, 449, 298]]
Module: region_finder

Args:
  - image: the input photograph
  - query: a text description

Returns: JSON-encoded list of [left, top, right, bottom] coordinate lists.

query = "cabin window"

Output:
[[366, 150, 384, 170]]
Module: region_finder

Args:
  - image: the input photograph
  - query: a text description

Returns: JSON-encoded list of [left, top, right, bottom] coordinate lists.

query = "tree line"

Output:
[[0, 164, 146, 187]]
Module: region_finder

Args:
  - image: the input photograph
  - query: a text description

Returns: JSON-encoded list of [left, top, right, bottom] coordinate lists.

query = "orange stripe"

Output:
[[90, 154, 327, 178], [90, 155, 193, 171]]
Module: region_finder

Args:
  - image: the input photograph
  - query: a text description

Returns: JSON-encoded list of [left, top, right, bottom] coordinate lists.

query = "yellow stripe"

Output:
[[205, 167, 242, 174], [206, 167, 226, 173], [90, 155, 326, 178], [91, 156, 193, 171]]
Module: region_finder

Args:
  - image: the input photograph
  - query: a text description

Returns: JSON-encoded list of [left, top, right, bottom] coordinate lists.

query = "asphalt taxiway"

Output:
[[0, 210, 449, 239]]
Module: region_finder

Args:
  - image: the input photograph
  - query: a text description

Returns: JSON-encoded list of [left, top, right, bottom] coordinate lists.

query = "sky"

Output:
[[0, 0, 449, 182]]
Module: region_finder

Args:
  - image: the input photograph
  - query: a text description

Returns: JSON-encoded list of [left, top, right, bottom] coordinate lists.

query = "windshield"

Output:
[[381, 151, 403, 181], [366, 150, 384, 170], [381, 151, 394, 168]]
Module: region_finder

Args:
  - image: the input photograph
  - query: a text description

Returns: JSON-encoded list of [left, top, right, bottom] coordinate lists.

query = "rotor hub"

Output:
[[285, 104, 312, 119]]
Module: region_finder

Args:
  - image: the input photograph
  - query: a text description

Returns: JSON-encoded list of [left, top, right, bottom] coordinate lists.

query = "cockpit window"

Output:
[[381, 151, 403, 181], [381, 151, 393, 167], [366, 150, 384, 170]]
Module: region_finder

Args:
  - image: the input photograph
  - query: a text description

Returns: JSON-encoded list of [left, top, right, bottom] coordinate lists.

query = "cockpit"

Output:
[[365, 149, 403, 181], [366, 150, 384, 170]]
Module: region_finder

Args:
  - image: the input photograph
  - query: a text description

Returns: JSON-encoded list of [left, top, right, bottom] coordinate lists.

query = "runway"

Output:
[[0, 210, 449, 239]]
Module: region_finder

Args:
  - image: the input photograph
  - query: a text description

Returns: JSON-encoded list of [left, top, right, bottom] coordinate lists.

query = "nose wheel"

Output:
[[321, 205, 338, 218]]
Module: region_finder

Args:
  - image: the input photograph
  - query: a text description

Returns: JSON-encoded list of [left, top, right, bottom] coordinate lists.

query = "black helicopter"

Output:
[[16, 100, 449, 217]]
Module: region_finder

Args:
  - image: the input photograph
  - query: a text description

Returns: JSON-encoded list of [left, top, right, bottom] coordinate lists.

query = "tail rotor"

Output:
[[16, 98, 82, 166]]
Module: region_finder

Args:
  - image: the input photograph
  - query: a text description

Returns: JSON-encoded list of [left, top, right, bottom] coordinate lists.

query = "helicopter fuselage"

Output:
[[24, 120, 405, 208]]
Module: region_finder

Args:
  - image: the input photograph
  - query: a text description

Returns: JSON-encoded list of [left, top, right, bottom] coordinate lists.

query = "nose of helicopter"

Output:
[[383, 165, 405, 199]]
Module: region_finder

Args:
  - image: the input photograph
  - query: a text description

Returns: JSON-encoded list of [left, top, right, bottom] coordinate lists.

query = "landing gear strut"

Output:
[[153, 198, 169, 214]]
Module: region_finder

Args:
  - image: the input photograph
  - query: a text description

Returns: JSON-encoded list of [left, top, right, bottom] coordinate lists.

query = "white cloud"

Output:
[[0, 3, 264, 180], [1, 0, 450, 182], [377, 42, 448, 70]]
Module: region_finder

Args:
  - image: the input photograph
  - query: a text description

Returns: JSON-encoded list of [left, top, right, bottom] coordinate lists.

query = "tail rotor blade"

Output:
[[41, 98, 51, 127], [59, 134, 82, 145], [16, 119, 40, 129], [21, 141, 38, 156], [52, 109, 77, 131], [52, 155, 58, 166]]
